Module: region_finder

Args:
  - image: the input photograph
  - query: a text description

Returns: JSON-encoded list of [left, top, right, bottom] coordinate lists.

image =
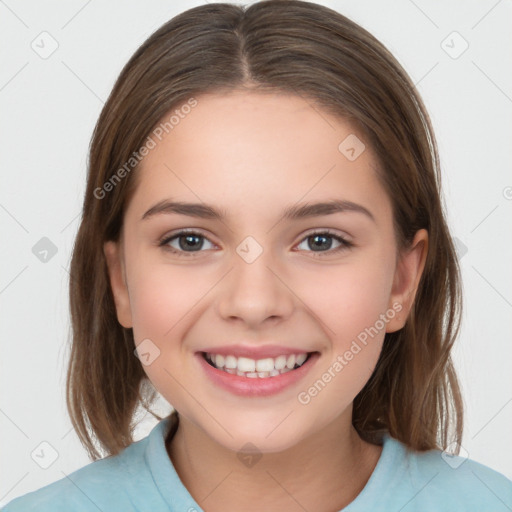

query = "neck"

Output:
[[166, 410, 382, 512]]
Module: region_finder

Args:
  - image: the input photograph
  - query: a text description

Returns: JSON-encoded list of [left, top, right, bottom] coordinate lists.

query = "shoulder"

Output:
[[382, 435, 512, 511], [1, 436, 149, 512], [416, 446, 512, 502]]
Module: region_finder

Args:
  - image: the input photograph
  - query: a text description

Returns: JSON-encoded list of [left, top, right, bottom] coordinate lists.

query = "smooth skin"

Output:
[[104, 89, 428, 511]]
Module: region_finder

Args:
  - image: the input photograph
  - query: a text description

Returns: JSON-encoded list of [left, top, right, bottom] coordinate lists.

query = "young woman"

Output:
[[4, 1, 511, 510]]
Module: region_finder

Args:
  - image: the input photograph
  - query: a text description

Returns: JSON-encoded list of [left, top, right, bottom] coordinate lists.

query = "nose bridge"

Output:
[[216, 235, 294, 325]]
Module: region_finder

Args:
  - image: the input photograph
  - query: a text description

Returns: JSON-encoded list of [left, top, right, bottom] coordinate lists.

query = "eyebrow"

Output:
[[141, 199, 375, 223]]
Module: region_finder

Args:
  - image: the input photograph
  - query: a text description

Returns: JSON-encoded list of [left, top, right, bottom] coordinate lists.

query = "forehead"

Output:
[[126, 90, 392, 226]]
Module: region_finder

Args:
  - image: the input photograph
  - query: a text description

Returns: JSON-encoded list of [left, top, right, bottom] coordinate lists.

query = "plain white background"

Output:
[[1, 0, 511, 505]]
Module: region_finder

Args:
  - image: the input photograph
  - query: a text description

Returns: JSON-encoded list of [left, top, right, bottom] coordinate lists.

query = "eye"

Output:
[[159, 230, 215, 257], [296, 230, 353, 256], [158, 229, 353, 258]]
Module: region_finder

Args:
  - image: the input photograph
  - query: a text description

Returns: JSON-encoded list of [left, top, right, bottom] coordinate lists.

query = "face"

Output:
[[104, 90, 427, 454]]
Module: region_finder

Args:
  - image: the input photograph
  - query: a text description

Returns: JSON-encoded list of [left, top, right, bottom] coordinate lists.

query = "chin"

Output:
[[200, 412, 312, 455]]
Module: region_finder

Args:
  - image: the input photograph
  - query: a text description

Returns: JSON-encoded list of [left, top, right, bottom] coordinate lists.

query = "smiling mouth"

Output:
[[201, 351, 315, 378]]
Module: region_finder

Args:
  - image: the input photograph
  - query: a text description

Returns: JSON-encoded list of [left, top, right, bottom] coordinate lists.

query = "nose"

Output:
[[216, 245, 295, 328]]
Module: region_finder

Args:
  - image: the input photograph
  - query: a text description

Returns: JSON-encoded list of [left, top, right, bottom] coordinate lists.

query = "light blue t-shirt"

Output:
[[3, 414, 512, 511]]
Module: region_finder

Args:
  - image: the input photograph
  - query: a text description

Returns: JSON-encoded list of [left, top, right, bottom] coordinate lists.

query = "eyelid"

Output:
[[300, 227, 353, 243], [294, 229, 354, 256], [158, 228, 217, 254]]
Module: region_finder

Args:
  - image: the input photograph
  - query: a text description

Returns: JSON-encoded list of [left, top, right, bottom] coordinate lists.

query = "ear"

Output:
[[386, 229, 428, 333], [103, 240, 133, 328]]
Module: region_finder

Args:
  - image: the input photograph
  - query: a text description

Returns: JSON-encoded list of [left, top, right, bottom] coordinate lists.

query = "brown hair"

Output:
[[67, 0, 463, 460]]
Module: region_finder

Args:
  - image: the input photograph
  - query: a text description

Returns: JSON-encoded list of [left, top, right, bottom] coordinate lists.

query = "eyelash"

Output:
[[158, 229, 353, 258]]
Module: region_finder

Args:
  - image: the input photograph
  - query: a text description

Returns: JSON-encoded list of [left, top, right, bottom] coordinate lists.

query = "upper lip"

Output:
[[198, 344, 312, 359]]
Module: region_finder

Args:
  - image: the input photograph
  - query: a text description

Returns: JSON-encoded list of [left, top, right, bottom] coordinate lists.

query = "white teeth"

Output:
[[296, 353, 307, 366], [225, 355, 237, 369], [205, 351, 311, 378], [237, 357, 256, 372], [274, 355, 287, 370], [286, 355, 296, 369], [256, 358, 274, 372]]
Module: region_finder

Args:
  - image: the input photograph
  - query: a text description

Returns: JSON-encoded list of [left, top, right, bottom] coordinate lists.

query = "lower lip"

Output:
[[196, 352, 320, 397]]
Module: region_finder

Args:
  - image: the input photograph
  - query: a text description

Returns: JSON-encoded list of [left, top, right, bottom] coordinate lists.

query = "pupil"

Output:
[[310, 234, 331, 251], [180, 234, 202, 251]]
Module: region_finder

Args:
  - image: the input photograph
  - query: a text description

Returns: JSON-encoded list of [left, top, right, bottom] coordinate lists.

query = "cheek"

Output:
[[301, 254, 395, 343], [129, 263, 209, 341], [296, 267, 391, 418], [295, 253, 394, 401], [128, 264, 209, 405]]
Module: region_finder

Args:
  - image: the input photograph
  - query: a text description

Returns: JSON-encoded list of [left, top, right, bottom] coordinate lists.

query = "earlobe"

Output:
[[103, 241, 133, 328], [386, 229, 428, 333]]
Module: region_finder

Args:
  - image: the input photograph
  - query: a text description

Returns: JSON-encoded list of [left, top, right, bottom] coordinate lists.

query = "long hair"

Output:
[[67, 0, 463, 460]]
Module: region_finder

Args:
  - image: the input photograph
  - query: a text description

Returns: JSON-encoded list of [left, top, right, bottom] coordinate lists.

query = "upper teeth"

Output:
[[206, 353, 308, 373]]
